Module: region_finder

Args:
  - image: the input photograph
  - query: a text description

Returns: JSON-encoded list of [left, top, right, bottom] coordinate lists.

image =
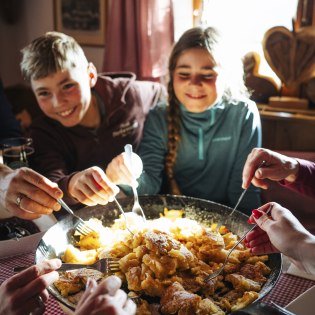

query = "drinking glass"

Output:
[[1, 137, 34, 169]]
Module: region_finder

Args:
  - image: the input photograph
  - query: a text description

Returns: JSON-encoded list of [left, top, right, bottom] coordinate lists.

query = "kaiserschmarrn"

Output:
[[56, 210, 271, 314]]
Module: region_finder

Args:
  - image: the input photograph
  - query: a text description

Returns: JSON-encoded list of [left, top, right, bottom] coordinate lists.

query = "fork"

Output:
[[229, 161, 266, 216], [113, 197, 134, 236], [14, 257, 120, 274], [57, 198, 96, 236], [124, 144, 146, 222], [58, 257, 120, 274], [204, 204, 274, 283]]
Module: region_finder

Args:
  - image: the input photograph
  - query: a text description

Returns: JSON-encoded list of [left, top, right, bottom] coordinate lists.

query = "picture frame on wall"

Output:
[[54, 0, 106, 46]]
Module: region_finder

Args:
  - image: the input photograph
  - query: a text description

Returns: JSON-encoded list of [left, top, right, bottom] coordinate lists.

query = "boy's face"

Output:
[[31, 64, 97, 127], [173, 47, 218, 113]]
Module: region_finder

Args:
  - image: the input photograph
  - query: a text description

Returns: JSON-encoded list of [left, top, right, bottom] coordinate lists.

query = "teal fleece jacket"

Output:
[[133, 98, 262, 214]]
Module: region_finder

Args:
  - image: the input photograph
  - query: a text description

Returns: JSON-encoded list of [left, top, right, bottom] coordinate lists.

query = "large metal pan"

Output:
[[35, 195, 282, 313]]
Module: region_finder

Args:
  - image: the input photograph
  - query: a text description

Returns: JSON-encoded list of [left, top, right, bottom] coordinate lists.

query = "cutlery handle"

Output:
[[124, 144, 135, 184], [57, 199, 74, 215], [58, 263, 89, 271], [113, 197, 134, 235], [230, 188, 247, 216], [230, 161, 266, 216]]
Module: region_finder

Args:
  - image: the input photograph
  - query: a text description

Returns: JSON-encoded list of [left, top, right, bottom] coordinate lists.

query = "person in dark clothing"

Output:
[[20, 32, 165, 207], [4, 83, 42, 136]]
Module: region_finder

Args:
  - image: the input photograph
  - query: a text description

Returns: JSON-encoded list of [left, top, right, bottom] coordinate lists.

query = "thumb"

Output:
[[92, 169, 120, 196]]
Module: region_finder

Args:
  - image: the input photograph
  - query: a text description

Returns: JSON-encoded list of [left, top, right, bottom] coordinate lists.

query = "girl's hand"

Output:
[[106, 152, 143, 187], [69, 166, 119, 206]]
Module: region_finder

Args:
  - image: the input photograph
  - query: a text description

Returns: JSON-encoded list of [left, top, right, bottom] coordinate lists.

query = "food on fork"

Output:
[[54, 269, 103, 297], [54, 209, 271, 314]]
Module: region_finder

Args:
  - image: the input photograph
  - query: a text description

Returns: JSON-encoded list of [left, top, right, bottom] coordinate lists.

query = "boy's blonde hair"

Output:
[[21, 31, 88, 81]]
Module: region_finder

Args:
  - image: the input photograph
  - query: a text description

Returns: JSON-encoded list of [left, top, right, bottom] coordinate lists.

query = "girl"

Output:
[[106, 27, 262, 214]]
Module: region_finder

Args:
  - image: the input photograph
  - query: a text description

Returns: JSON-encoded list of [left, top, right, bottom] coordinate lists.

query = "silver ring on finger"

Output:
[[16, 195, 24, 208]]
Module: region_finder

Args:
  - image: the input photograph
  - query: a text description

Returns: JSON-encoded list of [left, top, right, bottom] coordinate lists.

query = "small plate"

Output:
[[286, 285, 315, 315], [0, 214, 57, 258]]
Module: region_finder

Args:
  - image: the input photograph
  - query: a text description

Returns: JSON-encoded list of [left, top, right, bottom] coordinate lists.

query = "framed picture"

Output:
[[54, 0, 106, 46]]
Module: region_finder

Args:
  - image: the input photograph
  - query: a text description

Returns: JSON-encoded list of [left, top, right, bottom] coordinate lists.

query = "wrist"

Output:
[[298, 234, 315, 274], [284, 158, 300, 183]]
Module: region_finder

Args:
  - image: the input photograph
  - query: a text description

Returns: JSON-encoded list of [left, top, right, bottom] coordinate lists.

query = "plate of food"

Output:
[[35, 195, 282, 314]]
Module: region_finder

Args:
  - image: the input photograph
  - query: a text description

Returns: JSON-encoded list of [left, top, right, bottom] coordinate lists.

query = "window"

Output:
[[174, 0, 299, 83]]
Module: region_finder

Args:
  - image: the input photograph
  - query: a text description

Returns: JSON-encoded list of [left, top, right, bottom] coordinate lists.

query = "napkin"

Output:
[[286, 285, 315, 315], [286, 263, 315, 281]]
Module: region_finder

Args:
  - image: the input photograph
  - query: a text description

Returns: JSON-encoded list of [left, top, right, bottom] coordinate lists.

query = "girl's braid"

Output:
[[165, 79, 181, 195]]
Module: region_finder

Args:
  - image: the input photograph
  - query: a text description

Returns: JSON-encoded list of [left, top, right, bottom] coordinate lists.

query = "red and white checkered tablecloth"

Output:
[[0, 252, 65, 315], [1, 252, 315, 314], [262, 273, 315, 307]]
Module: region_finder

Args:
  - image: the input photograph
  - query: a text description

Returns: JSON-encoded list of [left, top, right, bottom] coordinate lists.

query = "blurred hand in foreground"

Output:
[[75, 275, 136, 315]]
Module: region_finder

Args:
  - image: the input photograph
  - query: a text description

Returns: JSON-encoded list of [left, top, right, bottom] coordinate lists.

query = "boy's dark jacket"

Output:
[[30, 72, 166, 205]]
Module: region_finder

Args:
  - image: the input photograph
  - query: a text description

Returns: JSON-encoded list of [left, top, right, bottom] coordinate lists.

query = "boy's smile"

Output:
[[31, 65, 99, 128], [57, 107, 77, 117]]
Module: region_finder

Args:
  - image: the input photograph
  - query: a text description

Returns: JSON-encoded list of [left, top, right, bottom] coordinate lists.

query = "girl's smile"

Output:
[[173, 47, 219, 113]]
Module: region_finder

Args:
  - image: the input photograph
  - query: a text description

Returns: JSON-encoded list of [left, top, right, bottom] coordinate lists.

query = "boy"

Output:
[[20, 32, 165, 207]]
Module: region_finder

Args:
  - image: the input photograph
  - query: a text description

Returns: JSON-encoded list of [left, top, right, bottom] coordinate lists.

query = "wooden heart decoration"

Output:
[[263, 26, 315, 88]]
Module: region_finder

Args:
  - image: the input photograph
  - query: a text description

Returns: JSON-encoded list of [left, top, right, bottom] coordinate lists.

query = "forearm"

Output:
[[298, 234, 315, 275]]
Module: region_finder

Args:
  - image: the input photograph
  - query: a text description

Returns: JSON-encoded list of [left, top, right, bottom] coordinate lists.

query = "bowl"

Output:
[[0, 214, 57, 258]]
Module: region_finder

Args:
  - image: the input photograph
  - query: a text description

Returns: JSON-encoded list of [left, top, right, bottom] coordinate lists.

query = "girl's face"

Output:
[[173, 47, 219, 113]]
